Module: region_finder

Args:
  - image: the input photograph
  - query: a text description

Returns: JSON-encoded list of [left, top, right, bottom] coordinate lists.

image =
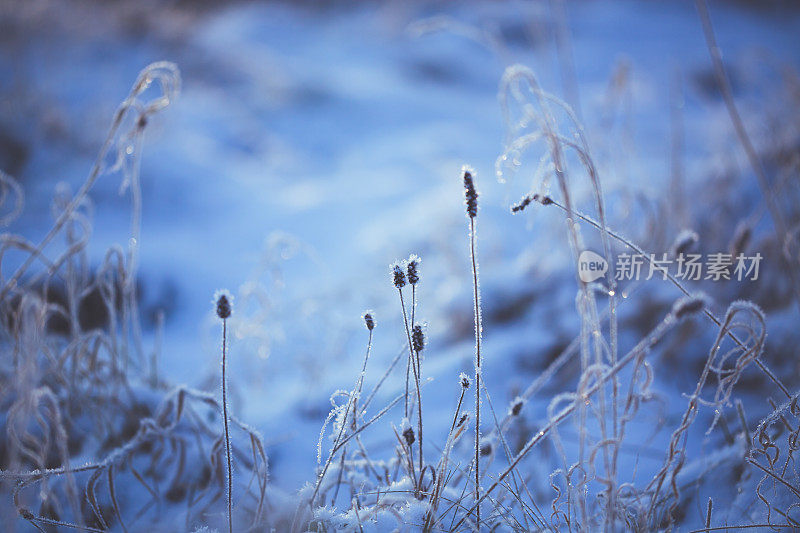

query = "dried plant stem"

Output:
[[333, 393, 404, 454], [398, 289, 424, 481], [424, 386, 468, 532], [333, 329, 375, 505], [407, 284, 417, 420], [468, 216, 483, 526], [221, 318, 233, 533], [354, 329, 374, 421], [361, 347, 404, 413], [311, 326, 380, 506]]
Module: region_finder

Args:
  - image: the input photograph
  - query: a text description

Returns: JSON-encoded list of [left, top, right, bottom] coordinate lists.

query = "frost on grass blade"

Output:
[[671, 293, 709, 320], [671, 229, 699, 258]]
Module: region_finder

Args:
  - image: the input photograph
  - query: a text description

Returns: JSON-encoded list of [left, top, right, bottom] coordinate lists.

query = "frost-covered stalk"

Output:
[[407, 255, 424, 474], [310, 312, 377, 507], [411, 323, 426, 475], [332, 312, 376, 505], [357, 312, 376, 414], [424, 374, 471, 531], [393, 263, 412, 420], [215, 291, 234, 533], [463, 166, 482, 526], [392, 261, 424, 484]]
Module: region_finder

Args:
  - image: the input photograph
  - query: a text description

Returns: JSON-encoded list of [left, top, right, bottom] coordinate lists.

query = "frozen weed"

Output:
[[0, 63, 269, 532]]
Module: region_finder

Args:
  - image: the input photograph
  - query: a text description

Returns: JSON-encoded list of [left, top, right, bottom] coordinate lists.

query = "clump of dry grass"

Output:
[[0, 62, 269, 532]]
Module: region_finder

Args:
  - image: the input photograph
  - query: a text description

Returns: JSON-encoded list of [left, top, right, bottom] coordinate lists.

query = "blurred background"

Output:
[[2, 0, 800, 511]]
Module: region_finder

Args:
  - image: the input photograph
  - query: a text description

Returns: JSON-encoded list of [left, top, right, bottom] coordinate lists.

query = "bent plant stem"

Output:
[[0, 63, 178, 303]]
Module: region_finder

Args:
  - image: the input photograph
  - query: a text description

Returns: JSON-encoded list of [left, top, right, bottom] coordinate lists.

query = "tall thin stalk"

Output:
[[469, 216, 482, 526], [392, 260, 424, 489], [215, 291, 234, 533], [407, 256, 423, 476], [310, 313, 377, 506], [332, 312, 375, 505], [463, 167, 482, 527], [398, 288, 424, 481]]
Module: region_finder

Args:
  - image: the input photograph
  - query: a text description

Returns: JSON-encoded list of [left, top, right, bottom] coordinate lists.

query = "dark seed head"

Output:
[[214, 290, 233, 320], [532, 193, 553, 206], [457, 413, 469, 427], [459, 372, 470, 389], [510, 397, 524, 417], [363, 311, 375, 331], [391, 262, 406, 289], [403, 426, 415, 446], [412, 324, 425, 353], [463, 166, 478, 218], [407, 254, 421, 285], [511, 195, 533, 213]]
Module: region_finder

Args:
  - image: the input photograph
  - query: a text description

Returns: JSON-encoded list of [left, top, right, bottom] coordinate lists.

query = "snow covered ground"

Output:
[[2, 0, 800, 530]]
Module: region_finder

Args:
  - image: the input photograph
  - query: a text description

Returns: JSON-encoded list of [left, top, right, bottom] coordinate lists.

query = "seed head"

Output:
[[402, 426, 415, 447], [406, 254, 421, 285], [363, 310, 375, 331], [459, 372, 470, 389], [391, 262, 406, 289], [509, 397, 524, 417], [672, 293, 709, 320], [214, 290, 233, 320], [730, 222, 752, 258], [412, 324, 425, 353], [462, 166, 478, 218], [672, 229, 699, 258], [511, 195, 533, 213], [532, 193, 553, 206]]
